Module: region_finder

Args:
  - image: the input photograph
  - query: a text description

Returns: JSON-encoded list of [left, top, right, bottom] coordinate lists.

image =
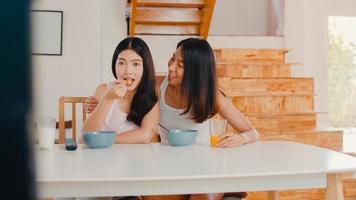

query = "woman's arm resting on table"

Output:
[[216, 92, 259, 148]]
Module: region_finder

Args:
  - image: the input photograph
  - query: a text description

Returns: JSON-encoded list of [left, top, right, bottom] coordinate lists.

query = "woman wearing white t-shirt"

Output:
[[148, 38, 258, 200], [158, 38, 259, 149]]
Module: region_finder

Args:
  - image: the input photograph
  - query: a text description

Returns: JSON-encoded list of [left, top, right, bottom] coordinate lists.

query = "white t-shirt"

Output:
[[100, 100, 138, 133], [159, 77, 210, 144]]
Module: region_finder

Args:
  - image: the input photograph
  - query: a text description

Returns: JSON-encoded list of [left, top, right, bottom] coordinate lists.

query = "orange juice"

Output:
[[210, 134, 219, 147]]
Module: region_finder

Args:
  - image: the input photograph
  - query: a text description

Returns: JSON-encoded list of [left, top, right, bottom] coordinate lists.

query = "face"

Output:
[[115, 49, 144, 91], [167, 47, 184, 86]]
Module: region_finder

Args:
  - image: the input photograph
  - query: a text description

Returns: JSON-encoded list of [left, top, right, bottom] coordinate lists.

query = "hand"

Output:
[[109, 80, 127, 98], [85, 96, 98, 114], [217, 132, 246, 148]]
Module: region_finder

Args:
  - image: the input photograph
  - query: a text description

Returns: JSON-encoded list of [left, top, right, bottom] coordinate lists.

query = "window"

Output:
[[328, 16, 356, 152]]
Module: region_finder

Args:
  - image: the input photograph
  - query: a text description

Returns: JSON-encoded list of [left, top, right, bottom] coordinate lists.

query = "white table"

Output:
[[36, 141, 356, 199]]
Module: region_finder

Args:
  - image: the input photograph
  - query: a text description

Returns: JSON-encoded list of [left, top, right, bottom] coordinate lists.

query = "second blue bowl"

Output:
[[167, 129, 197, 146]]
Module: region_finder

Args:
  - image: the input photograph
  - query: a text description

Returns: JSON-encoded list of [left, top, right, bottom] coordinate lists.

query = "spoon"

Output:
[[159, 123, 170, 132]]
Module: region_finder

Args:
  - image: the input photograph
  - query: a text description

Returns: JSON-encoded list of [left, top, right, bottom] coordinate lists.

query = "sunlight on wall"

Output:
[[328, 16, 356, 128]]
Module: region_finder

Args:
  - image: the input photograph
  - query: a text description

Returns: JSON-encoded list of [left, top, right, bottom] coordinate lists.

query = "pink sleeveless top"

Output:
[[100, 100, 138, 134]]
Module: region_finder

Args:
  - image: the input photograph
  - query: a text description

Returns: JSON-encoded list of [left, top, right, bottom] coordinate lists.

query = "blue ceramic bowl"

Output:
[[83, 131, 116, 149], [167, 129, 198, 146]]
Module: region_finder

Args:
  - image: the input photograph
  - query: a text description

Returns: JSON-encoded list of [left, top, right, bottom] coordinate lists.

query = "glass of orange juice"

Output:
[[209, 119, 226, 147]]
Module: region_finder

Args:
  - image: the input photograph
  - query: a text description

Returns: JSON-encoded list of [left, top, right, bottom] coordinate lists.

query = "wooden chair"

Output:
[[58, 96, 87, 144]]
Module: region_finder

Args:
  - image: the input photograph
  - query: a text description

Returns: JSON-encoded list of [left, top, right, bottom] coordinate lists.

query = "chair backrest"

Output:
[[58, 96, 87, 144]]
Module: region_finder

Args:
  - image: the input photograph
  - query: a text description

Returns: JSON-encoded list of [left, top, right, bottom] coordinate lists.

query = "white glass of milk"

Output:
[[37, 117, 56, 151]]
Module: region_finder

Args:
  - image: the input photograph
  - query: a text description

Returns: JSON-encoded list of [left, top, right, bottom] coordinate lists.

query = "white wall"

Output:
[[100, 0, 127, 82], [31, 0, 103, 120], [284, 0, 356, 126], [210, 0, 270, 36]]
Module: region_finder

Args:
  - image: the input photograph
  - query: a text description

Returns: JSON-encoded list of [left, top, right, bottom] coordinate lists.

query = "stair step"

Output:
[[219, 78, 314, 94], [226, 92, 315, 96], [264, 127, 343, 135], [135, 9, 202, 25], [214, 48, 291, 64], [216, 62, 301, 65], [217, 63, 292, 78], [135, 24, 199, 35], [216, 63, 301, 78], [217, 60, 292, 65], [244, 111, 317, 116], [230, 95, 314, 113], [137, 0, 205, 8], [244, 112, 317, 132], [259, 128, 343, 151]]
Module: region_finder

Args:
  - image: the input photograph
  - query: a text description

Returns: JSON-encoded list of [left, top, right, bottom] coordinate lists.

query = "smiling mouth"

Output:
[[124, 78, 135, 86], [168, 74, 177, 78]]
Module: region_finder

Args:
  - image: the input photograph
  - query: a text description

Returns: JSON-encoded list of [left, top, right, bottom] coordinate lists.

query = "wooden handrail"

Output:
[[129, 0, 137, 36], [199, 0, 215, 39], [129, 0, 216, 37]]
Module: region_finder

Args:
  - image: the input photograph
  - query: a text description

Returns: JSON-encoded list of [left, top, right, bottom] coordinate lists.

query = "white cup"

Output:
[[37, 117, 56, 151]]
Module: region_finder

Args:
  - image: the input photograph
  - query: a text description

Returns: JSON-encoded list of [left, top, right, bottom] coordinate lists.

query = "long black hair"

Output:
[[111, 37, 158, 126], [177, 38, 218, 123]]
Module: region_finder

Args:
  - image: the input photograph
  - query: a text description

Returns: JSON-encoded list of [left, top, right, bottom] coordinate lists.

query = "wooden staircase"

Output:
[[128, 0, 216, 39], [213, 48, 355, 199], [214, 48, 343, 151]]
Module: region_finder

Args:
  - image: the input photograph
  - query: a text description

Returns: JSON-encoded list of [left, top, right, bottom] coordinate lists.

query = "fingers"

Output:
[[218, 140, 236, 148], [217, 133, 244, 148], [85, 96, 97, 113], [85, 96, 96, 104], [217, 132, 235, 141], [114, 84, 127, 97], [110, 80, 127, 97], [110, 79, 124, 86], [85, 104, 96, 113], [217, 135, 235, 148]]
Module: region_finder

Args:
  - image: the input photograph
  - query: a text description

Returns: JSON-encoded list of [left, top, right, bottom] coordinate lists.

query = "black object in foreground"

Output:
[[65, 138, 77, 151]]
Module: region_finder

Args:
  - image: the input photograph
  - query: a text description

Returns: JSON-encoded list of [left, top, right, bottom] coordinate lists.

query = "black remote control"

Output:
[[65, 138, 77, 151]]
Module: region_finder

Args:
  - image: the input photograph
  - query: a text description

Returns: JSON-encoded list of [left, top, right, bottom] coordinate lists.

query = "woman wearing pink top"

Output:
[[82, 37, 159, 144]]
